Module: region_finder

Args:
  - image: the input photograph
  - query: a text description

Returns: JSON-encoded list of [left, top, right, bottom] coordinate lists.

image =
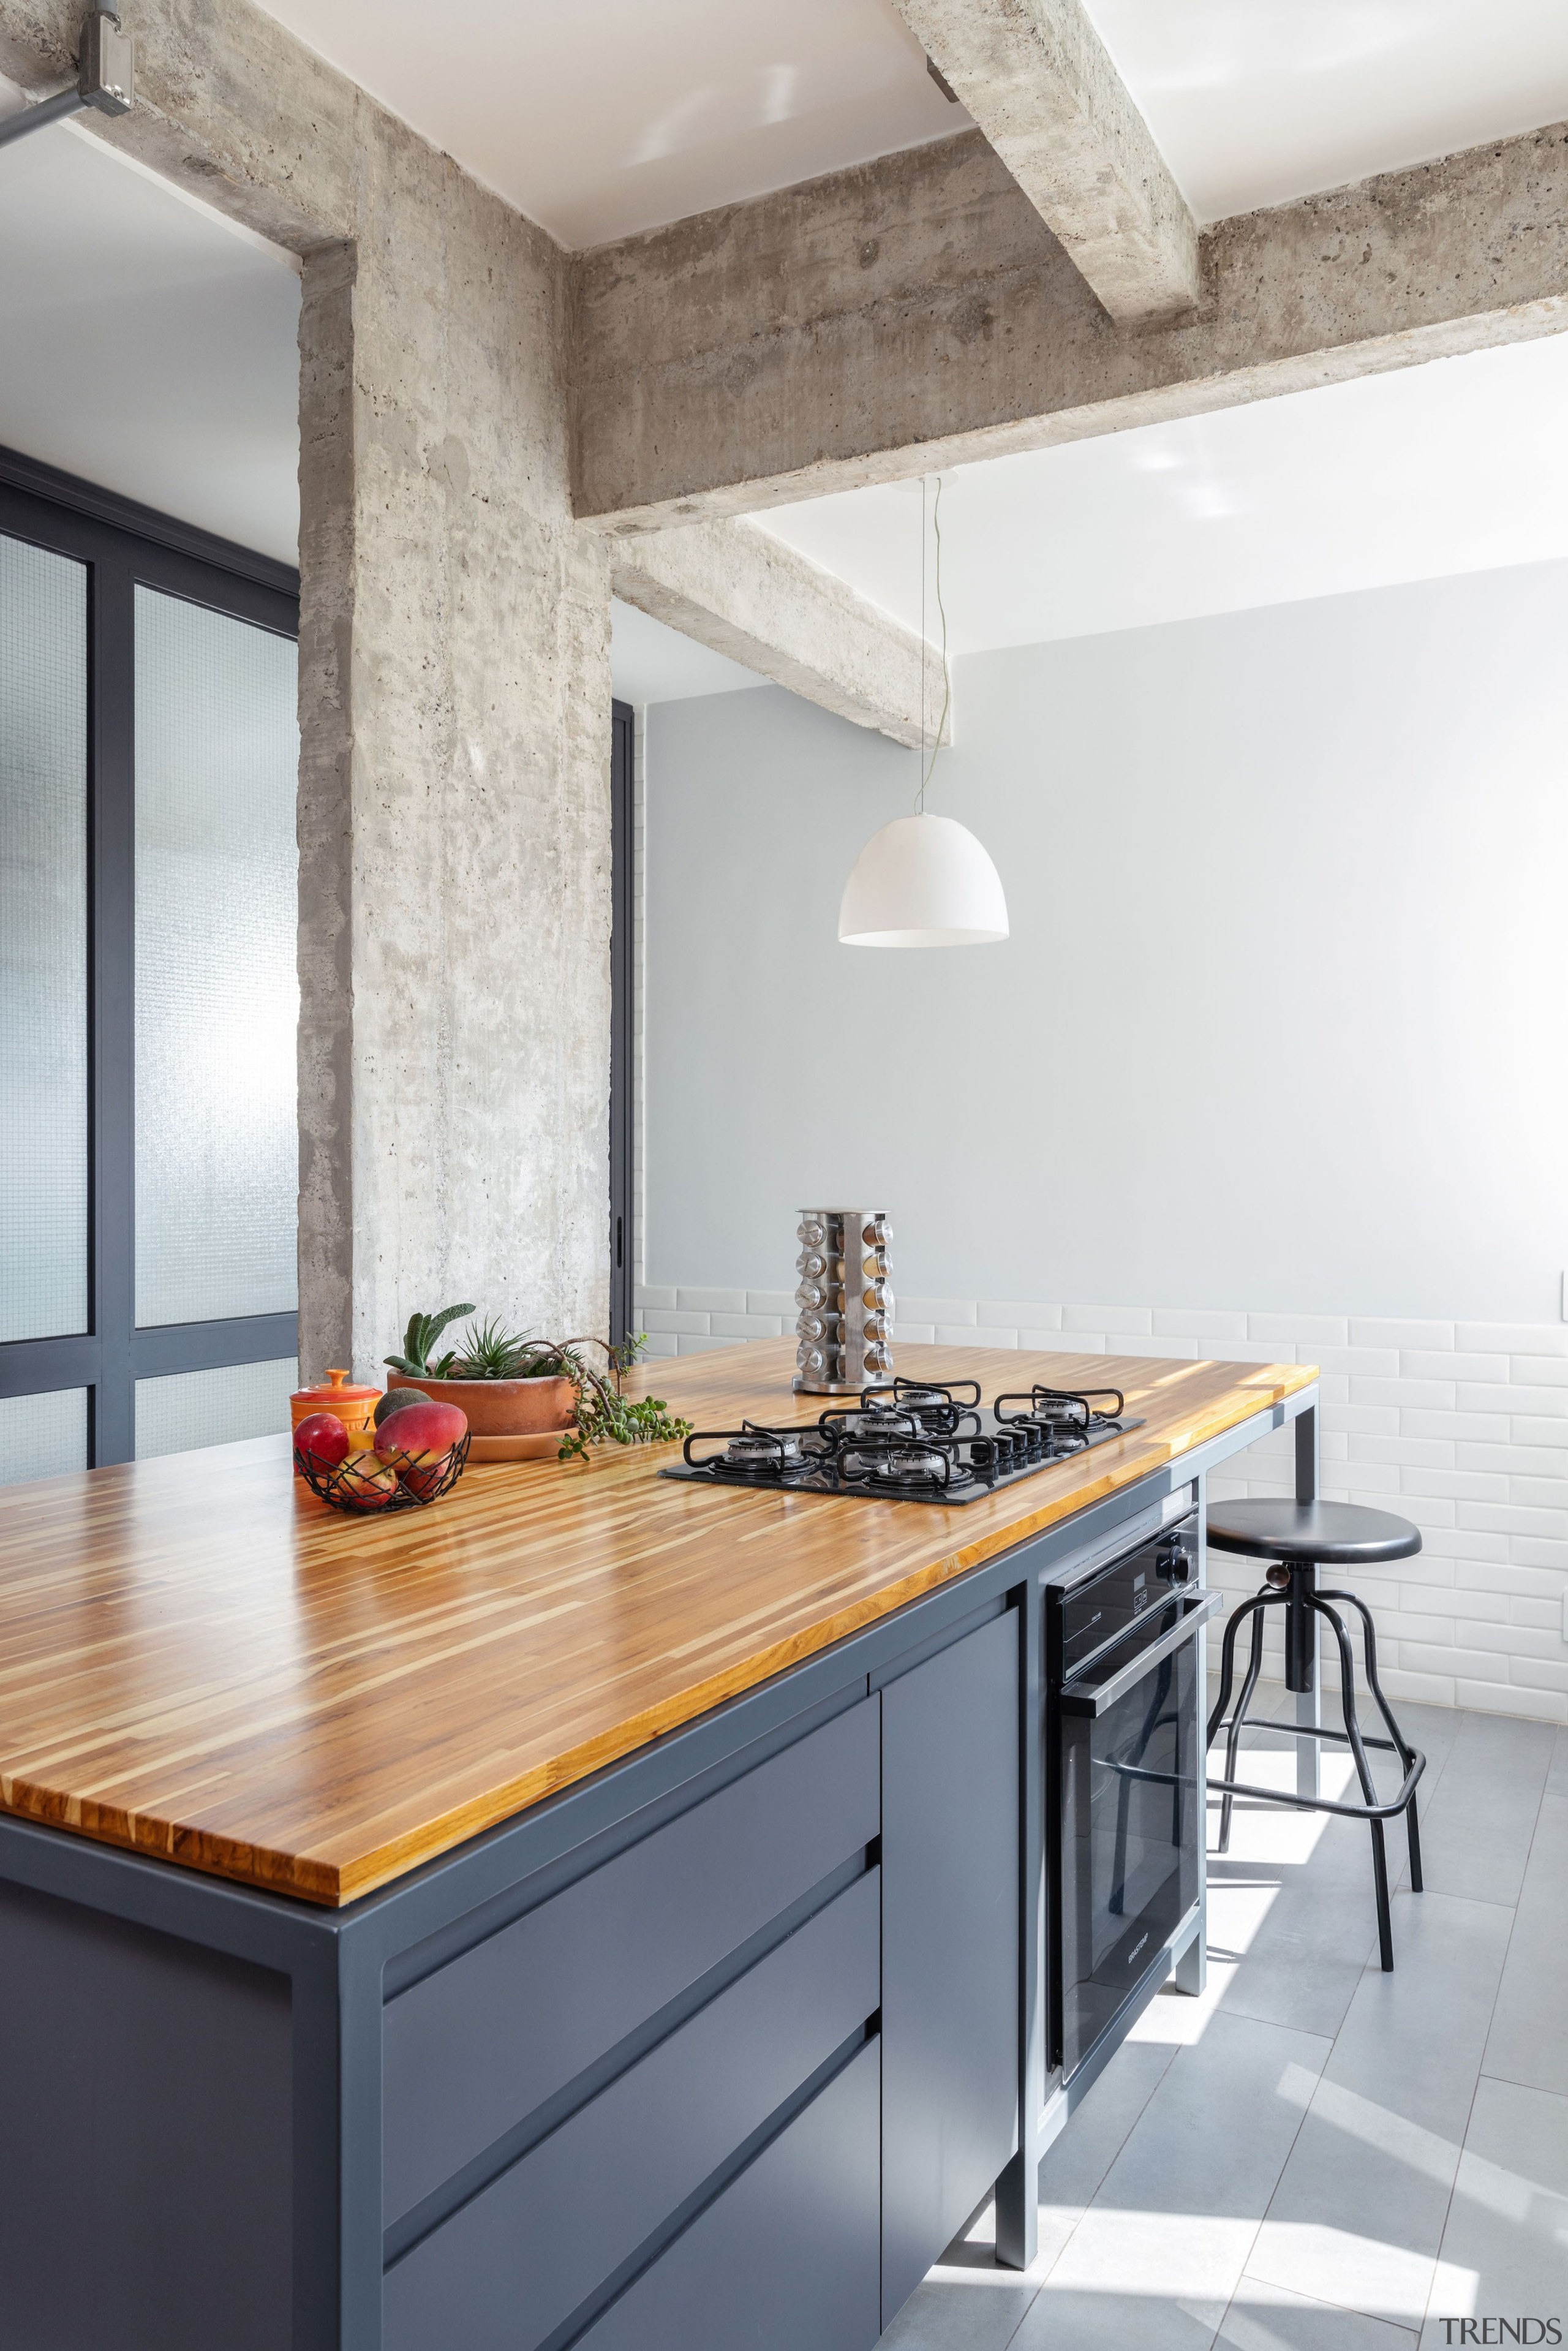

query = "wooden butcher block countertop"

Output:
[[0, 1340, 1315, 1906]]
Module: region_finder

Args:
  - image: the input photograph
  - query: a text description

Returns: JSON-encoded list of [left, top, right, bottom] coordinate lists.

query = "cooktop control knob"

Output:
[[1156, 1542, 1193, 1585]]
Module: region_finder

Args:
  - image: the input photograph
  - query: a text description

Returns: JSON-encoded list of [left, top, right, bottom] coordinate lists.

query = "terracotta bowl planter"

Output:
[[387, 1372, 576, 1462]]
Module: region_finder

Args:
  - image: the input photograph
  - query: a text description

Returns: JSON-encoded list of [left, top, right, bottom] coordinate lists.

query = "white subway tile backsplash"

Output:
[[709, 1313, 786, 1339], [979, 1302, 1061, 1330], [1455, 1679, 1568, 1723], [1507, 1657, 1568, 1694], [1512, 1414, 1568, 1446], [1509, 1596, 1567, 1629], [1482, 1383, 1568, 1415], [746, 1289, 795, 1317], [676, 1286, 748, 1316], [1401, 1409, 1509, 1443], [1401, 1467, 1510, 1501], [1248, 1313, 1349, 1345], [1457, 1441, 1568, 1479], [940, 1325, 1018, 1348], [1457, 1504, 1568, 1542], [1351, 1434, 1452, 1469], [635, 1285, 678, 1313], [1020, 1329, 1072, 1351], [1324, 1405, 1401, 1436], [1404, 1351, 1510, 1383], [1062, 1305, 1152, 1334], [1151, 1308, 1249, 1339], [1314, 1347, 1402, 1378], [899, 1297, 976, 1326], [1349, 1318, 1455, 1349], [642, 1308, 714, 1335], [1458, 1322, 1568, 1356], [1348, 1376, 1457, 1410], [1400, 1639, 1509, 1681], [1509, 1354, 1568, 1386]]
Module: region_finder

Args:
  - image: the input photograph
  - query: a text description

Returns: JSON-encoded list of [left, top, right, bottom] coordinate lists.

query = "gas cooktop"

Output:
[[658, 1378, 1145, 1507]]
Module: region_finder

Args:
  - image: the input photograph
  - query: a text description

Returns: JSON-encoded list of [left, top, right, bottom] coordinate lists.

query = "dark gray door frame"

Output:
[[0, 448, 300, 1462], [609, 699, 635, 1351]]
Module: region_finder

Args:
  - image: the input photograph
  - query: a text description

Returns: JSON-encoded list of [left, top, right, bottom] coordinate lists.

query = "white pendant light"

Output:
[[838, 473, 1009, 949], [839, 812, 1008, 946]]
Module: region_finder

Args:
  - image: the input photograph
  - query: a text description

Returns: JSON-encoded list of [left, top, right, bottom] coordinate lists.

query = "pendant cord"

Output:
[[914, 474, 951, 815]]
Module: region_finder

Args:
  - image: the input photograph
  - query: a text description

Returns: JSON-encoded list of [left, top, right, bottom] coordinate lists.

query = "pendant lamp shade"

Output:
[[838, 812, 1009, 948]]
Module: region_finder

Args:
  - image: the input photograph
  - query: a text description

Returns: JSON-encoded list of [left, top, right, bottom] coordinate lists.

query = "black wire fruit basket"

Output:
[[295, 1430, 472, 1514]]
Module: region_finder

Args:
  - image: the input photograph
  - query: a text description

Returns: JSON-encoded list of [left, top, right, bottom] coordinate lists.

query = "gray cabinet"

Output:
[[880, 1609, 1022, 2325], [576, 2040, 882, 2351]]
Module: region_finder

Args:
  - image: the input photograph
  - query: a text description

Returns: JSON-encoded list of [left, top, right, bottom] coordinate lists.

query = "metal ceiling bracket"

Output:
[[0, 7, 134, 152], [78, 7, 135, 115]]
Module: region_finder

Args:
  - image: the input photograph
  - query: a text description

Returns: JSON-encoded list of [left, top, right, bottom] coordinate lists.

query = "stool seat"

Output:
[[1206, 1498, 1421, 1568]]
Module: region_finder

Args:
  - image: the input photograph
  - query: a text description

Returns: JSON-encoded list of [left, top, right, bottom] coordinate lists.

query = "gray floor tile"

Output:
[[1482, 1794, 1568, 2099], [1420, 2077, 1568, 2351], [1218, 2281, 1418, 2351], [1407, 1713, 1553, 1906], [1246, 1891, 1514, 2323], [1022, 2010, 1330, 2344], [1207, 1865, 1380, 2040], [1011, 2281, 1224, 2351], [1545, 1727, 1568, 1799], [877, 2271, 1039, 2351]]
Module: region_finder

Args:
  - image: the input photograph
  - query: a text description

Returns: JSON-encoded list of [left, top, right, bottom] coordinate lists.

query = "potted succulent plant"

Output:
[[385, 1306, 689, 1462]]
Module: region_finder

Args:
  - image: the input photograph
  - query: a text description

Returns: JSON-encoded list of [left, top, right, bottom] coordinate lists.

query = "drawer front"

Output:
[[383, 1697, 877, 2225], [383, 1868, 879, 2351], [577, 2038, 881, 2351]]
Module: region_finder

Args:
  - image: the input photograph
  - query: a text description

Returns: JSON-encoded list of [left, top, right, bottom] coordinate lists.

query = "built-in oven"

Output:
[[1047, 1506, 1220, 2083]]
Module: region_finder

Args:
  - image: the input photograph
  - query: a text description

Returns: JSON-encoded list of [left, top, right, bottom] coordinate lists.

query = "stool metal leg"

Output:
[[1311, 1594, 1396, 1971], [1221, 1605, 1270, 1856], [1207, 1590, 1278, 1855], [1321, 1586, 1425, 1894]]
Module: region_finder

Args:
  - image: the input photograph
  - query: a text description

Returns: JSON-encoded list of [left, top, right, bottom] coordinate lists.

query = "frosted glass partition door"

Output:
[[134, 589, 299, 1329], [0, 464, 299, 1475], [0, 534, 87, 1345]]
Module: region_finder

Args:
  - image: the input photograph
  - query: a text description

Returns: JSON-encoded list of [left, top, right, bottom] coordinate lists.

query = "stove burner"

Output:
[[993, 1385, 1128, 1444], [682, 1422, 820, 1480], [839, 1442, 952, 1490], [663, 1381, 1145, 1507]]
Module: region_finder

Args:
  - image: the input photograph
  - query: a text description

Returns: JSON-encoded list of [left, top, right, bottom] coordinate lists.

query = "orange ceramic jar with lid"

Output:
[[290, 1369, 380, 1470]]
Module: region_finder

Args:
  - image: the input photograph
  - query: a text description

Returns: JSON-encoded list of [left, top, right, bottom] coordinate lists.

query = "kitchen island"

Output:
[[0, 1341, 1317, 2351]]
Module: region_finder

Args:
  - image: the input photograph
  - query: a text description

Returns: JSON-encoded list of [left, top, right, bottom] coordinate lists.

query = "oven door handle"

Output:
[[1058, 1589, 1223, 1718]]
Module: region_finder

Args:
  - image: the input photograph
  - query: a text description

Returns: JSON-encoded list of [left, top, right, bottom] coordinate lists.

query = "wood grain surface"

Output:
[[0, 1341, 1315, 1906]]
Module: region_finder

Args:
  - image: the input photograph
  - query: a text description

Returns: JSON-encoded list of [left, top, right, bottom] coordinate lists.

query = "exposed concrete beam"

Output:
[[574, 124, 1568, 530], [885, 0, 1200, 321], [611, 518, 949, 750]]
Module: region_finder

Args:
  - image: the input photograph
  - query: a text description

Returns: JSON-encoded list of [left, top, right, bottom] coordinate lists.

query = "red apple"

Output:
[[337, 1450, 399, 1509], [294, 1411, 350, 1470], [374, 1400, 467, 1476]]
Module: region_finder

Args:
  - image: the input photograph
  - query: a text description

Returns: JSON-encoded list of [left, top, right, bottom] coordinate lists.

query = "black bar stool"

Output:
[[1205, 1499, 1426, 1971]]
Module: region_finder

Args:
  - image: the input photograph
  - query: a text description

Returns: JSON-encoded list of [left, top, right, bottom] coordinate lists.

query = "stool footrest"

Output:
[[1206, 1730, 1425, 1824]]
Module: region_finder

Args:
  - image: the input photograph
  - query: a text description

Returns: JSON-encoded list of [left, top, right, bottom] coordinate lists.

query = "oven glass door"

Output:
[[1058, 1626, 1199, 2079]]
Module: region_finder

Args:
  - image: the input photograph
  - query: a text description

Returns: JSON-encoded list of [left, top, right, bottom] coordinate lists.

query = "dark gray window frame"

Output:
[[609, 698, 635, 1352], [0, 445, 300, 1464]]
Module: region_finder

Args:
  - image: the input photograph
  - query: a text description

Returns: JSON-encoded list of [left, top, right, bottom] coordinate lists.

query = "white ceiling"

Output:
[[246, 0, 1568, 245], [611, 601, 765, 706], [252, 0, 967, 249], [1093, 0, 1568, 222], [756, 336, 1568, 656], [0, 98, 301, 563]]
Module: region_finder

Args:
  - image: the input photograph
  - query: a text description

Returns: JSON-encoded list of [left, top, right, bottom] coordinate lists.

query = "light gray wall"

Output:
[[646, 560, 1568, 1324]]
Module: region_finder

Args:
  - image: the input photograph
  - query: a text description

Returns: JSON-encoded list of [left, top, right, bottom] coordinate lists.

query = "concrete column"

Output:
[[296, 134, 613, 1377]]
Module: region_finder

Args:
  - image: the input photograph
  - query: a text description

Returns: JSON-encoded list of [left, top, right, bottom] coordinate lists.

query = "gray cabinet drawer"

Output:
[[383, 1869, 880, 2351], [382, 1697, 877, 2224], [576, 2038, 881, 2351]]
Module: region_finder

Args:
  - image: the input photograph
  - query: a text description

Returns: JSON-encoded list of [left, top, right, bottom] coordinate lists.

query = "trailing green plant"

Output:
[[384, 1311, 690, 1459], [384, 1302, 475, 1379]]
